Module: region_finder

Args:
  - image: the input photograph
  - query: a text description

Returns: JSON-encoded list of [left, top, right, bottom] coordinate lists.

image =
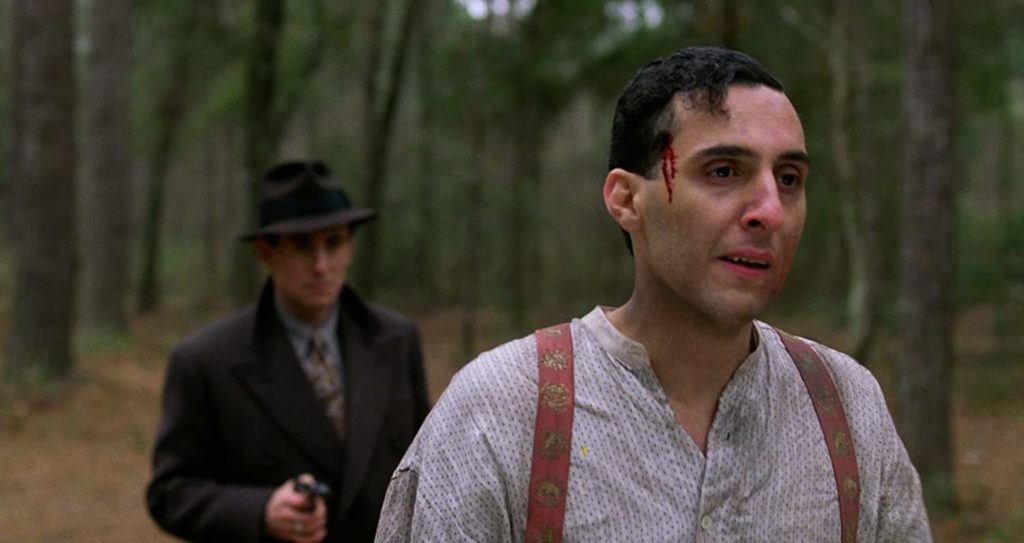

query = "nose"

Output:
[[310, 244, 330, 273], [740, 170, 785, 233]]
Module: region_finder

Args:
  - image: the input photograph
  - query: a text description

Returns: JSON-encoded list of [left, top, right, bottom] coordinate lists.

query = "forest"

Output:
[[1, 0, 1022, 540]]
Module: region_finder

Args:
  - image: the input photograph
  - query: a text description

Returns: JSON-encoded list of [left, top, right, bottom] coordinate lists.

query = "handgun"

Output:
[[293, 478, 332, 498]]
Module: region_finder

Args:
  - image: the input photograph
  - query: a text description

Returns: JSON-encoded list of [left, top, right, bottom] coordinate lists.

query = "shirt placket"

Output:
[[636, 364, 709, 541], [694, 378, 749, 543]]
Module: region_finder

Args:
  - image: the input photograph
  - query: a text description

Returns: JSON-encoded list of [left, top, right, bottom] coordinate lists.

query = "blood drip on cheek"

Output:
[[660, 145, 678, 202]]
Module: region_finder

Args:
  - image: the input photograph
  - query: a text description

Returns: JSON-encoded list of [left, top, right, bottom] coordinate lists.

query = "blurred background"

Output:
[[0, 0, 1022, 541]]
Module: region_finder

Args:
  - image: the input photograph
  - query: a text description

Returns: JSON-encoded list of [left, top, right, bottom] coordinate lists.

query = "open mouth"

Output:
[[720, 256, 770, 270]]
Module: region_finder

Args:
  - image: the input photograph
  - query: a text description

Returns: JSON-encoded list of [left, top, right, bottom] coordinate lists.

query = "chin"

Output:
[[704, 296, 771, 329], [310, 297, 337, 312], [709, 311, 759, 331]]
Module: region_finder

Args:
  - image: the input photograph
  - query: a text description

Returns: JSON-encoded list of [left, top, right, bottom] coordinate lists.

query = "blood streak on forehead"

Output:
[[660, 144, 678, 202]]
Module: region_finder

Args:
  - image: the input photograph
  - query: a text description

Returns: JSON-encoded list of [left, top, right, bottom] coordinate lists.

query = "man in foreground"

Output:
[[148, 161, 430, 542], [375, 47, 931, 541]]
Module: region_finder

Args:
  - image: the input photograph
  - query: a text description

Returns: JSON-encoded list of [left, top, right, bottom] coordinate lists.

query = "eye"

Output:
[[290, 236, 313, 251], [779, 173, 801, 187], [709, 165, 736, 178], [325, 234, 346, 250]]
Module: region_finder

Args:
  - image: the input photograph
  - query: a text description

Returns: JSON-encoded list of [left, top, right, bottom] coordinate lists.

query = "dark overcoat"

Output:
[[147, 281, 430, 542]]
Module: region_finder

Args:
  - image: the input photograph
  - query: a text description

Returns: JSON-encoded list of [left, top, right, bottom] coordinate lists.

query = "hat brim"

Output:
[[238, 208, 377, 241]]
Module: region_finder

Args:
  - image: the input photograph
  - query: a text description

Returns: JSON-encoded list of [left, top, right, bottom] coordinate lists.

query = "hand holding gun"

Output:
[[292, 477, 332, 511]]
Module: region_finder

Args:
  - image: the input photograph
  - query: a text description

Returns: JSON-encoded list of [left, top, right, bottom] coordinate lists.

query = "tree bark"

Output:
[[722, 0, 740, 49], [693, 0, 742, 47], [137, 112, 177, 312], [899, 0, 957, 505], [80, 0, 133, 333], [994, 105, 1018, 335], [6, 0, 77, 383], [849, 29, 883, 363], [356, 0, 426, 298], [508, 103, 543, 332], [504, 2, 561, 332], [230, 0, 285, 304], [460, 110, 486, 363], [138, 4, 196, 313], [200, 122, 230, 312], [412, 0, 442, 302], [828, 0, 879, 362]]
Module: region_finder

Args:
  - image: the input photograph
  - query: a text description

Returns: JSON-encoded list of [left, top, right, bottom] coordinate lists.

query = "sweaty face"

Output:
[[632, 85, 809, 329], [256, 225, 355, 325]]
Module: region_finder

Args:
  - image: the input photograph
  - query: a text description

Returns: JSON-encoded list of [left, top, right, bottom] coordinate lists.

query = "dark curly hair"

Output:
[[608, 46, 784, 178]]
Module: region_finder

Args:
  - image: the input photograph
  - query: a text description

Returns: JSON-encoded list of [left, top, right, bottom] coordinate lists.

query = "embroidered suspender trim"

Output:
[[526, 324, 860, 543], [526, 322, 574, 543], [778, 330, 861, 543]]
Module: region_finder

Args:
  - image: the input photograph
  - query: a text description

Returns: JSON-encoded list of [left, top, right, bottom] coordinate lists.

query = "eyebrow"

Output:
[[780, 150, 812, 166], [692, 145, 811, 166]]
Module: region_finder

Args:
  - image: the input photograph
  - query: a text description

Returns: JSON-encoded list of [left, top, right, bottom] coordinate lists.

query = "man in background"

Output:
[[148, 160, 430, 542]]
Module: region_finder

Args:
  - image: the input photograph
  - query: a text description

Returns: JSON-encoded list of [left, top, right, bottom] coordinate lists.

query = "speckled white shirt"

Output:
[[376, 307, 931, 542]]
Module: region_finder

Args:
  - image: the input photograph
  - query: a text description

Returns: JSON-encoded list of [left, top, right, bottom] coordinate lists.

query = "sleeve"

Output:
[[869, 379, 934, 542], [145, 347, 272, 543], [375, 370, 518, 543]]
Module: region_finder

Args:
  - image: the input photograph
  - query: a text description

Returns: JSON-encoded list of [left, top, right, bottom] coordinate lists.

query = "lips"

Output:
[[719, 249, 774, 272], [720, 255, 770, 269], [304, 282, 335, 294]]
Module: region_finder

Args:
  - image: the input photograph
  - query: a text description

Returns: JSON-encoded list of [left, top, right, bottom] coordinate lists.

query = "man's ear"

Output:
[[604, 168, 642, 232]]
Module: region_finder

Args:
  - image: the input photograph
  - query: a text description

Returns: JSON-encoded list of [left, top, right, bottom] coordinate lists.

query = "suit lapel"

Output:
[[338, 296, 394, 514], [234, 286, 345, 479]]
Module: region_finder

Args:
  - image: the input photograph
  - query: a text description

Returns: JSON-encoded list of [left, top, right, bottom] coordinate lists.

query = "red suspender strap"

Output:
[[777, 330, 861, 543], [526, 322, 575, 543]]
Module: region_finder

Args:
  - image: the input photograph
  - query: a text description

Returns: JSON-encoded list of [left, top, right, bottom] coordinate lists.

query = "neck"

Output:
[[606, 294, 754, 408], [275, 292, 331, 328]]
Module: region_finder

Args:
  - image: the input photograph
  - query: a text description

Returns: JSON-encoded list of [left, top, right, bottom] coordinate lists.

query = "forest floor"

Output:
[[0, 305, 1021, 542]]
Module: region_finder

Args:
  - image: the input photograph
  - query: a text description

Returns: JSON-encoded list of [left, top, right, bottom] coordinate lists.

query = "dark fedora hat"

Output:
[[239, 160, 376, 241]]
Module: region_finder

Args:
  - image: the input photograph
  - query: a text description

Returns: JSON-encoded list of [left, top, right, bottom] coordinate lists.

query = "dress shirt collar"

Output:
[[579, 306, 767, 379], [580, 306, 649, 372], [274, 294, 339, 356]]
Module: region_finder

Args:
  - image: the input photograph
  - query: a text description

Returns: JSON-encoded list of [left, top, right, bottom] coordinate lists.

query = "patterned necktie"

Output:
[[307, 334, 346, 440]]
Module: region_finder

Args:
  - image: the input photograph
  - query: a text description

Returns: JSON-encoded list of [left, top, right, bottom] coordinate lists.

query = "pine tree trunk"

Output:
[[898, 0, 957, 505], [413, 0, 442, 302], [137, 3, 198, 313], [200, 126, 228, 312], [6, 0, 77, 383], [80, 0, 133, 333], [231, 0, 285, 304], [849, 28, 882, 363], [460, 113, 486, 363], [357, 0, 425, 298], [829, 0, 879, 362], [508, 105, 543, 332], [693, 0, 741, 46]]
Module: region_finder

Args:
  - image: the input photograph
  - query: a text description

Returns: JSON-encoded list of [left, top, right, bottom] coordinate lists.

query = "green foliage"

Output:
[[956, 1, 1022, 113], [106, 0, 1024, 330], [957, 211, 1024, 309], [76, 328, 137, 356], [923, 471, 959, 517], [983, 508, 1024, 542], [958, 350, 1024, 414], [186, 62, 247, 132], [1002, 211, 1024, 285], [133, 0, 247, 157]]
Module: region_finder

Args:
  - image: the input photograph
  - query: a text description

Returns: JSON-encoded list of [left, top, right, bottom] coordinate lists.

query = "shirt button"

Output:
[[701, 515, 712, 531]]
